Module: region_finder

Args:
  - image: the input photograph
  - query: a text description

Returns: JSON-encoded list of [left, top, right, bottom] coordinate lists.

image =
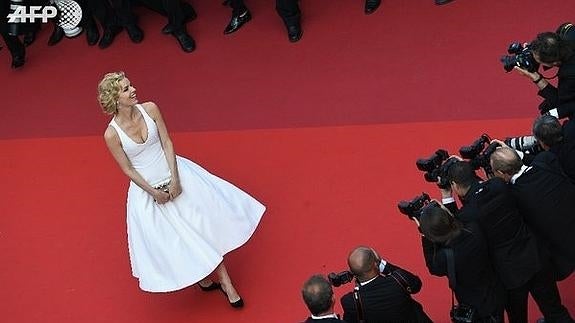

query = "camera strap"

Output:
[[352, 285, 366, 323], [389, 270, 413, 294], [444, 248, 457, 309]]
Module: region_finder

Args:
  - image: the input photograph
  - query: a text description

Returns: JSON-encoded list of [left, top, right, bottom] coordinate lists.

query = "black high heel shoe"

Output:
[[198, 281, 221, 291], [219, 285, 244, 308]]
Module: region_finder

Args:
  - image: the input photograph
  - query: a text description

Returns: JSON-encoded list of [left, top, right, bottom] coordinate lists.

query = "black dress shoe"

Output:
[[435, 0, 454, 4], [86, 26, 100, 46], [173, 30, 196, 53], [11, 54, 25, 69], [364, 0, 381, 14], [224, 10, 251, 34], [126, 24, 144, 43], [98, 26, 122, 49], [287, 24, 302, 43], [219, 286, 244, 308], [230, 298, 244, 308], [162, 10, 198, 34], [23, 31, 36, 46], [48, 26, 64, 46], [198, 282, 221, 291]]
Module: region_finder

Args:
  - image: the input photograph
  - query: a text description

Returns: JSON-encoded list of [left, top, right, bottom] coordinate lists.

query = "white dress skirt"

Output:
[[109, 105, 265, 292]]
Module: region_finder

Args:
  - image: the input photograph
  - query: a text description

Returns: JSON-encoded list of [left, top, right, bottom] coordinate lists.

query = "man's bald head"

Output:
[[348, 246, 379, 282], [490, 147, 523, 178]]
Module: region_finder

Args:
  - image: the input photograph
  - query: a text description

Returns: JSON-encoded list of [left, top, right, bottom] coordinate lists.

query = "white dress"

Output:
[[109, 105, 266, 293]]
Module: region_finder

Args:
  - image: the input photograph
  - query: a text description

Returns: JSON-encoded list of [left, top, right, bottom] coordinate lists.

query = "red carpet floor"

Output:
[[1, 0, 574, 322]]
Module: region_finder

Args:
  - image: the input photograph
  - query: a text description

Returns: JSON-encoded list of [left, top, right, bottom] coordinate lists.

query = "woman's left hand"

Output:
[[168, 179, 182, 200]]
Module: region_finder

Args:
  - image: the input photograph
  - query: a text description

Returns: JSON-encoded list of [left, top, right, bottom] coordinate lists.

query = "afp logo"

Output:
[[7, 0, 83, 29]]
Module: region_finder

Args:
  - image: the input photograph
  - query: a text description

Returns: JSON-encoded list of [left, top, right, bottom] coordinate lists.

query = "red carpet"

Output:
[[1, 0, 574, 322]]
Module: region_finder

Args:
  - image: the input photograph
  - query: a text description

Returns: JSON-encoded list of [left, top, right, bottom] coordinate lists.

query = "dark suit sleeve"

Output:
[[382, 262, 423, 294], [341, 293, 357, 323], [421, 237, 448, 276], [559, 140, 575, 181], [444, 201, 459, 214], [538, 57, 575, 119]]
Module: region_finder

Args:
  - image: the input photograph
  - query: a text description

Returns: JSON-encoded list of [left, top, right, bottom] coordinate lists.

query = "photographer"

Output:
[[532, 115, 575, 182], [513, 27, 575, 140], [418, 202, 506, 323], [490, 146, 575, 277], [441, 160, 574, 322], [338, 246, 431, 323], [301, 275, 345, 322]]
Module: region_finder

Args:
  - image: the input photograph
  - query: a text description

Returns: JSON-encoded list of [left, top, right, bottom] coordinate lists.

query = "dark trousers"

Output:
[[0, 2, 25, 59], [0, 32, 24, 60], [229, 0, 247, 16], [474, 310, 504, 323], [276, 0, 300, 27], [111, 0, 139, 27], [85, 0, 119, 29], [133, 0, 195, 32], [506, 259, 573, 323]]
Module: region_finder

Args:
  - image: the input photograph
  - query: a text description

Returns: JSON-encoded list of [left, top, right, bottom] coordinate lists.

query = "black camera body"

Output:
[[500, 42, 540, 73], [398, 192, 432, 220], [416, 150, 458, 189], [459, 134, 491, 160], [450, 304, 476, 323], [328, 271, 354, 287], [459, 135, 500, 176], [557, 22, 575, 43]]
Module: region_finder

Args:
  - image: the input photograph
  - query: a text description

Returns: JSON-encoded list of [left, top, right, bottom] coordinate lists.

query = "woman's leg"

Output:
[[215, 262, 241, 302]]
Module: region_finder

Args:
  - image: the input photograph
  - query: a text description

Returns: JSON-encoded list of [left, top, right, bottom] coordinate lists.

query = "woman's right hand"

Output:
[[152, 189, 171, 204]]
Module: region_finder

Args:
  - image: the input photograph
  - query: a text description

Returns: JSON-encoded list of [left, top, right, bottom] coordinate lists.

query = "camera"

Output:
[[328, 271, 354, 287], [459, 134, 491, 160], [398, 192, 435, 220], [416, 149, 448, 173], [458, 135, 500, 176], [504, 135, 542, 157], [417, 150, 459, 189], [557, 22, 575, 43], [505, 135, 537, 151], [450, 304, 476, 323], [500, 42, 540, 73]]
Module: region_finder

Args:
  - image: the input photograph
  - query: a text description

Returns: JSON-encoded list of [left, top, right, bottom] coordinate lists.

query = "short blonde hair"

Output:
[[97, 71, 126, 114]]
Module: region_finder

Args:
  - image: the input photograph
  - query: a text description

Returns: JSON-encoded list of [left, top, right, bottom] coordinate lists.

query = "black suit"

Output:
[[422, 222, 505, 321], [550, 138, 575, 183], [509, 152, 575, 322], [340, 263, 431, 323], [511, 151, 575, 277], [445, 178, 572, 322], [446, 178, 540, 290], [538, 53, 575, 140]]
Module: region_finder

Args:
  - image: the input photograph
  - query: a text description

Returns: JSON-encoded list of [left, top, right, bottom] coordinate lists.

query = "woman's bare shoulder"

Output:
[[104, 125, 119, 142]]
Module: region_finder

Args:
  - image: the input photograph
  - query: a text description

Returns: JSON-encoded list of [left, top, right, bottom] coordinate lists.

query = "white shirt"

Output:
[[511, 165, 531, 184], [311, 313, 339, 320]]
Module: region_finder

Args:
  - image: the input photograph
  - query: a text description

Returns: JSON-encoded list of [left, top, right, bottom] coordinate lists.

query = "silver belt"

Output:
[[154, 181, 170, 192]]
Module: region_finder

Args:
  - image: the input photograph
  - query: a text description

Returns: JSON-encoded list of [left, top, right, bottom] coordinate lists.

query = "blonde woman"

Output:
[[98, 71, 265, 307]]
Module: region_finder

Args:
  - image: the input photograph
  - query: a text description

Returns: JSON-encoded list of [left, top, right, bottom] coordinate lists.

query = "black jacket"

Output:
[[511, 151, 575, 279], [550, 137, 575, 182], [445, 178, 541, 289], [422, 222, 505, 319], [538, 53, 575, 119], [340, 263, 431, 323]]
